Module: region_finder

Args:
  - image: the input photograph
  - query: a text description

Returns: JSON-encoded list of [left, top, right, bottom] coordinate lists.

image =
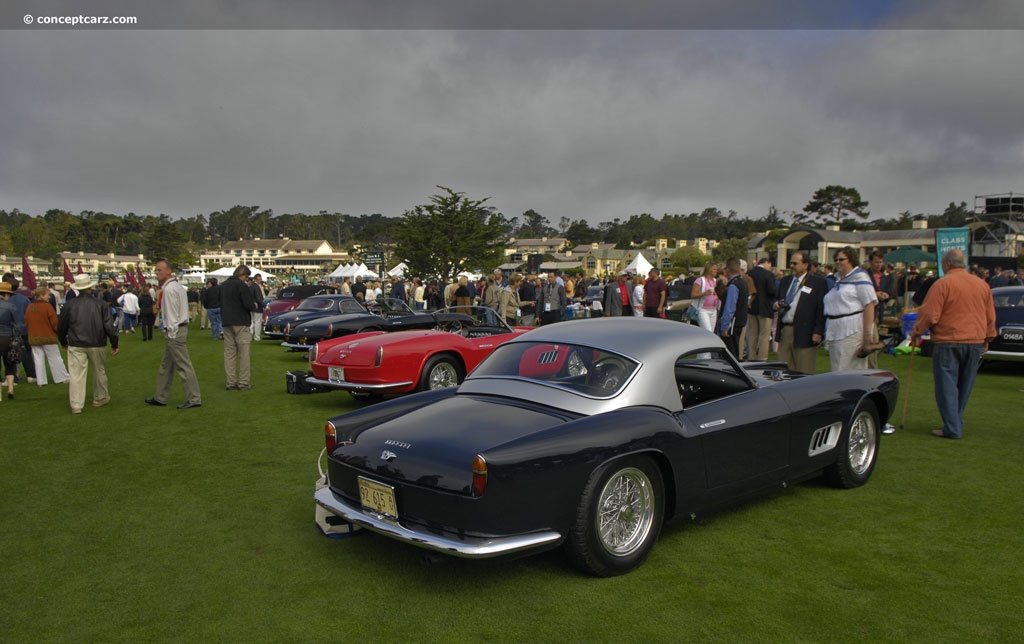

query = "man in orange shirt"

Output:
[[911, 249, 996, 439]]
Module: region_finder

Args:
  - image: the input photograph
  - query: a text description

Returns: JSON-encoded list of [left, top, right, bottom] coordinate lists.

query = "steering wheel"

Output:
[[588, 358, 627, 391], [441, 320, 464, 334], [566, 351, 589, 377]]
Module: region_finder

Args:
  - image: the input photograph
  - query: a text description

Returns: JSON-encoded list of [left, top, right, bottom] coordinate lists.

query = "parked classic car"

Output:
[[984, 285, 1024, 362], [281, 298, 437, 351], [262, 284, 340, 329], [264, 294, 363, 340], [305, 306, 531, 397], [315, 317, 898, 576]]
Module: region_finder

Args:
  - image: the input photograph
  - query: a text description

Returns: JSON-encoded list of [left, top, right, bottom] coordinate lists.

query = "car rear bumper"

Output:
[[306, 376, 415, 391], [983, 349, 1024, 362], [313, 486, 562, 558]]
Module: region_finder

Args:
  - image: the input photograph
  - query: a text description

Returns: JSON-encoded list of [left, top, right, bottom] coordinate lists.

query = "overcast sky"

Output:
[[3, 1, 1024, 228]]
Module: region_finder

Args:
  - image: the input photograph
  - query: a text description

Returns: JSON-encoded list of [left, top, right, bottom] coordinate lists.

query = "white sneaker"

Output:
[[882, 423, 896, 435]]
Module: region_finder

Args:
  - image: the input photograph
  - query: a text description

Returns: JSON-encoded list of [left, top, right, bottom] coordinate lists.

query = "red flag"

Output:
[[63, 259, 74, 285], [20, 256, 37, 290], [77, 262, 84, 275], [126, 268, 137, 289]]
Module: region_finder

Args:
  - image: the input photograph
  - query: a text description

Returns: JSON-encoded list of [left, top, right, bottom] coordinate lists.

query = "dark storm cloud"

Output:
[[6, 0, 1024, 30], [2, 4, 1023, 226]]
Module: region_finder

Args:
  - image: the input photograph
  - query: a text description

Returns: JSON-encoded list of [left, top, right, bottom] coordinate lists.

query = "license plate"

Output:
[[299, 337, 308, 345], [328, 366, 345, 382], [358, 477, 397, 517], [1000, 327, 1024, 343]]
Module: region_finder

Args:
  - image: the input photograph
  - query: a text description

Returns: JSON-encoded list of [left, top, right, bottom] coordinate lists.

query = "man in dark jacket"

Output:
[[219, 265, 257, 390], [719, 258, 749, 361], [201, 278, 222, 339], [746, 257, 778, 361], [774, 251, 827, 374], [2, 274, 36, 382], [249, 274, 266, 341], [187, 286, 200, 322], [57, 274, 119, 414]]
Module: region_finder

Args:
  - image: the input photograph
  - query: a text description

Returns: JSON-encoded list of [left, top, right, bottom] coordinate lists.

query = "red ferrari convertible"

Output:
[[306, 307, 533, 398]]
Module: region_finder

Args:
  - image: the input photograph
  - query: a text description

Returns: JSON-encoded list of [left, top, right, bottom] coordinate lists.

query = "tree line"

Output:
[[0, 185, 979, 275]]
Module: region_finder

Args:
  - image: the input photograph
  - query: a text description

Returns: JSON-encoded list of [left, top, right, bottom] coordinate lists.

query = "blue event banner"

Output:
[[935, 227, 970, 277]]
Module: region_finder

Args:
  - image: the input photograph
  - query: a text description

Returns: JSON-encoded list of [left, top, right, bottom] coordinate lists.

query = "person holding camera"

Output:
[[774, 251, 828, 374]]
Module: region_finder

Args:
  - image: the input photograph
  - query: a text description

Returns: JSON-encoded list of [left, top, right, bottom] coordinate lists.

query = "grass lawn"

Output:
[[1, 324, 1022, 643]]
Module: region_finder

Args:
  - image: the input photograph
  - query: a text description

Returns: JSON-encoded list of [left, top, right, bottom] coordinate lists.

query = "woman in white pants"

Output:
[[26, 287, 70, 385], [691, 262, 721, 333], [631, 274, 646, 317]]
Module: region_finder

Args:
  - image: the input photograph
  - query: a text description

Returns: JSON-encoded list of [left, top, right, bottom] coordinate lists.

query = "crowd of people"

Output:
[[329, 252, 1001, 439], [0, 262, 271, 414], [0, 250, 1008, 440]]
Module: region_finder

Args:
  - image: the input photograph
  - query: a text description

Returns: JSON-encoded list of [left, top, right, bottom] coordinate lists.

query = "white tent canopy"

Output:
[[387, 262, 408, 278], [625, 252, 654, 276], [327, 263, 353, 279], [205, 266, 274, 281], [326, 263, 379, 280]]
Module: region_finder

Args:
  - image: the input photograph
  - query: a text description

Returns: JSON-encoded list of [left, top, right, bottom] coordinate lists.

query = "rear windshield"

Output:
[[468, 342, 639, 398], [297, 297, 339, 311], [278, 286, 338, 299]]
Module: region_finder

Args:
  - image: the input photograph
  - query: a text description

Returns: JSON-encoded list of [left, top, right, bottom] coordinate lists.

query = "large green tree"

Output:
[[145, 220, 195, 268], [803, 185, 869, 225], [711, 238, 749, 263], [515, 209, 554, 239], [669, 246, 709, 273], [392, 187, 506, 281]]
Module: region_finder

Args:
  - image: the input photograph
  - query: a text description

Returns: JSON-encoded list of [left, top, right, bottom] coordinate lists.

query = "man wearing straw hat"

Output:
[[57, 274, 119, 415]]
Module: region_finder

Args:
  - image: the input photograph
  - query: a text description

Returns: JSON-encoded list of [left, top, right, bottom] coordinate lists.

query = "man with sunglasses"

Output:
[[774, 252, 828, 374]]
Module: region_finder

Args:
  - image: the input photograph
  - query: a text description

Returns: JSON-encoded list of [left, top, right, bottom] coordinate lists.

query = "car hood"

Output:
[[332, 394, 568, 494]]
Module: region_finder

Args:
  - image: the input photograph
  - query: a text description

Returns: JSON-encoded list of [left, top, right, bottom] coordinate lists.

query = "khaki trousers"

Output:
[[746, 315, 774, 361], [68, 346, 110, 411], [154, 326, 201, 404], [223, 325, 252, 388], [776, 325, 819, 375]]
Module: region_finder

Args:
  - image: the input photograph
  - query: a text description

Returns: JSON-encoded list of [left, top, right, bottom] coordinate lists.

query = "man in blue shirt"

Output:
[[718, 258, 749, 361]]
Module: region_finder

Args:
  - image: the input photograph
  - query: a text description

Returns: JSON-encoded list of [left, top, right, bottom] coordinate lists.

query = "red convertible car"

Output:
[[306, 307, 532, 398]]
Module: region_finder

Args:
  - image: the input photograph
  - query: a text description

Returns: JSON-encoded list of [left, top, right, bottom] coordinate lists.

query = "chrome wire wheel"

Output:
[[427, 360, 459, 389], [595, 467, 655, 557], [847, 409, 878, 476]]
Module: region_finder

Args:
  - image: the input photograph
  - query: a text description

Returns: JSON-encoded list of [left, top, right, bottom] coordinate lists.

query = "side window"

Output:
[[675, 349, 753, 408]]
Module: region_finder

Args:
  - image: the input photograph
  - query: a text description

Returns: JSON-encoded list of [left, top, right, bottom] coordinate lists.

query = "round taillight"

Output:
[[325, 421, 336, 452], [471, 454, 488, 497]]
